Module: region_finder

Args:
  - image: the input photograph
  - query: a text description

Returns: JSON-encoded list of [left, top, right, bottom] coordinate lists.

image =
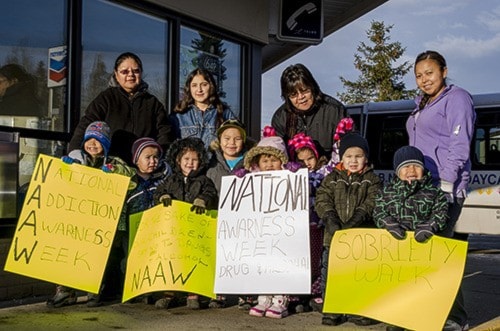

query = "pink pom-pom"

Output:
[[262, 125, 276, 137], [333, 118, 355, 141]]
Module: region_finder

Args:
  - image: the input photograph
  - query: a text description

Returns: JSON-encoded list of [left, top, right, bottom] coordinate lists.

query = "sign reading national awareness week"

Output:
[[215, 169, 311, 294], [4, 155, 130, 294]]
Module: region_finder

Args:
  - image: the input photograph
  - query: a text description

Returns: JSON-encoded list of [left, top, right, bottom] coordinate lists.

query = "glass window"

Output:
[[474, 110, 500, 166], [0, 0, 67, 131], [81, 0, 169, 112], [475, 127, 500, 165], [180, 25, 242, 118]]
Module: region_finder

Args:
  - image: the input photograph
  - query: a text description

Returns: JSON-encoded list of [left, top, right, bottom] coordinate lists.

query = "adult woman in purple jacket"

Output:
[[406, 50, 475, 331]]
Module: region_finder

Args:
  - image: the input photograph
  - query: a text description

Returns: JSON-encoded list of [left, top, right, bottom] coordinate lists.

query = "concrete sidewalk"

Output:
[[0, 235, 498, 330], [0, 297, 498, 331]]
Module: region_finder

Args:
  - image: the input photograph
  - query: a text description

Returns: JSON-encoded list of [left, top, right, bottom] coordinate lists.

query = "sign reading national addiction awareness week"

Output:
[[123, 202, 218, 302], [324, 229, 468, 331], [4, 155, 130, 294], [215, 169, 311, 294]]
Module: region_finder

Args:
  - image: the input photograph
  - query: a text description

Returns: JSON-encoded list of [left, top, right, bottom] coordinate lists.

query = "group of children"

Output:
[[46, 117, 449, 328]]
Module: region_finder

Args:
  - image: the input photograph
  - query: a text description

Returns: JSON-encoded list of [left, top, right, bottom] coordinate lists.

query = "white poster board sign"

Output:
[[214, 169, 311, 294]]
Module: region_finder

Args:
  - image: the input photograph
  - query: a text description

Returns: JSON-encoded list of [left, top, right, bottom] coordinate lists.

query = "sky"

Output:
[[261, 0, 500, 126]]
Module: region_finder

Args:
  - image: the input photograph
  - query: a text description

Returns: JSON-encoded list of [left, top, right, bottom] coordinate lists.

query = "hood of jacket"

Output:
[[166, 137, 209, 176]]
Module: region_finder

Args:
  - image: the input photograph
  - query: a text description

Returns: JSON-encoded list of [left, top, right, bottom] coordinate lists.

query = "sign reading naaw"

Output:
[[123, 202, 217, 302]]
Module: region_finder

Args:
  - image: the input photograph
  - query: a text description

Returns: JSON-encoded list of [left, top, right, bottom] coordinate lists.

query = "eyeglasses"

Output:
[[289, 88, 311, 99], [118, 68, 141, 75]]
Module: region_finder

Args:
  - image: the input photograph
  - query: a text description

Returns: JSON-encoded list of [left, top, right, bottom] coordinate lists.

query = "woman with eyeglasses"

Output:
[[68, 52, 173, 165], [169, 68, 236, 150], [0, 63, 43, 117], [271, 63, 349, 159]]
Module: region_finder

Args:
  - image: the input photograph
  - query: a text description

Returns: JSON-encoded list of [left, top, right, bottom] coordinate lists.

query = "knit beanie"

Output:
[[339, 132, 369, 159], [83, 121, 111, 156], [393, 146, 424, 175], [288, 132, 318, 160], [131, 137, 163, 164], [217, 119, 247, 142], [244, 131, 288, 170]]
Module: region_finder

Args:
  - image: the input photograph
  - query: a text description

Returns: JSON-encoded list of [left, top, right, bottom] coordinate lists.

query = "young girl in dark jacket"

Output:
[[153, 137, 218, 309]]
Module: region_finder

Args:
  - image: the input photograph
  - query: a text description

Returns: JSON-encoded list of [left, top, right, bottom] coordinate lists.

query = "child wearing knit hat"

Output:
[[48, 121, 135, 309], [207, 119, 255, 195], [244, 131, 289, 172], [373, 145, 449, 331], [374, 145, 448, 243], [241, 126, 300, 319], [119, 137, 171, 238], [314, 132, 381, 326], [206, 119, 256, 309], [286, 132, 330, 313], [117, 137, 172, 305], [63, 121, 133, 175]]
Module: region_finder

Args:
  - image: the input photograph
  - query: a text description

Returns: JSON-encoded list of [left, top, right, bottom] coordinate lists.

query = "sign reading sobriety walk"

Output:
[[4, 155, 129, 293], [215, 168, 310, 294], [323, 229, 468, 331]]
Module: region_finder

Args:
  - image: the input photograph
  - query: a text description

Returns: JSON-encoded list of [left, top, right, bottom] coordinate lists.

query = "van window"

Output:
[[365, 114, 407, 168], [473, 109, 500, 168]]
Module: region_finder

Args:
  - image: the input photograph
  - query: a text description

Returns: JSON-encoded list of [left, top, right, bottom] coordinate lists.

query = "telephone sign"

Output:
[[278, 0, 323, 43]]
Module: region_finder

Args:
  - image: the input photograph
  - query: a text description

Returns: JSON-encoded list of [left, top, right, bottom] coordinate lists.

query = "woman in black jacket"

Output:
[[68, 52, 173, 165], [271, 63, 349, 159]]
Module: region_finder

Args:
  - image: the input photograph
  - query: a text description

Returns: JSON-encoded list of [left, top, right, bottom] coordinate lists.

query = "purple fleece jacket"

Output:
[[406, 85, 476, 195]]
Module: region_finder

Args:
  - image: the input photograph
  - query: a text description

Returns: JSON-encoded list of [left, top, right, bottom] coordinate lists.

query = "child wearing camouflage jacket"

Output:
[[374, 145, 448, 242]]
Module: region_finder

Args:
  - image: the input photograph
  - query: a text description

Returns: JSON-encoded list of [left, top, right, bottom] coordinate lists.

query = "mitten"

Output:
[[344, 209, 365, 228], [414, 221, 439, 243], [383, 219, 406, 240], [322, 210, 342, 235], [439, 180, 454, 203], [61, 156, 75, 164], [160, 194, 172, 207], [285, 161, 302, 173], [190, 198, 206, 214], [233, 168, 248, 178], [101, 164, 114, 173]]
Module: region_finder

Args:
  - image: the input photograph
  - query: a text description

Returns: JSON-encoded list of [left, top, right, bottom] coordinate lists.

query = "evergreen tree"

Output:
[[338, 21, 417, 104], [34, 61, 48, 106]]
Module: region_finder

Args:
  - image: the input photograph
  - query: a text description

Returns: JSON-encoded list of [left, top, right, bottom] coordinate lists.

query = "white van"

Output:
[[347, 93, 500, 235]]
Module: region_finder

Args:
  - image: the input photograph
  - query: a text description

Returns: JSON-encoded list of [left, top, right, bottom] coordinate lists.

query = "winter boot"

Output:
[[265, 295, 289, 319], [249, 295, 272, 317], [46, 285, 77, 308]]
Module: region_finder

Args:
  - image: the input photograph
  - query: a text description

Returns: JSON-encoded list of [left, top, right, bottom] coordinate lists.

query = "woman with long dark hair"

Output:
[[406, 50, 475, 331], [271, 63, 349, 159], [170, 68, 236, 149]]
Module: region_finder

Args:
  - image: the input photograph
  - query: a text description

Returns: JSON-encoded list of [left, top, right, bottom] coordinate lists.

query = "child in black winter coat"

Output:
[[153, 137, 217, 309]]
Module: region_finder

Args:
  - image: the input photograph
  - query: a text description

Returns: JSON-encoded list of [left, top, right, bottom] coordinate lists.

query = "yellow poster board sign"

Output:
[[123, 201, 217, 302], [4, 155, 130, 293], [324, 229, 468, 331]]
